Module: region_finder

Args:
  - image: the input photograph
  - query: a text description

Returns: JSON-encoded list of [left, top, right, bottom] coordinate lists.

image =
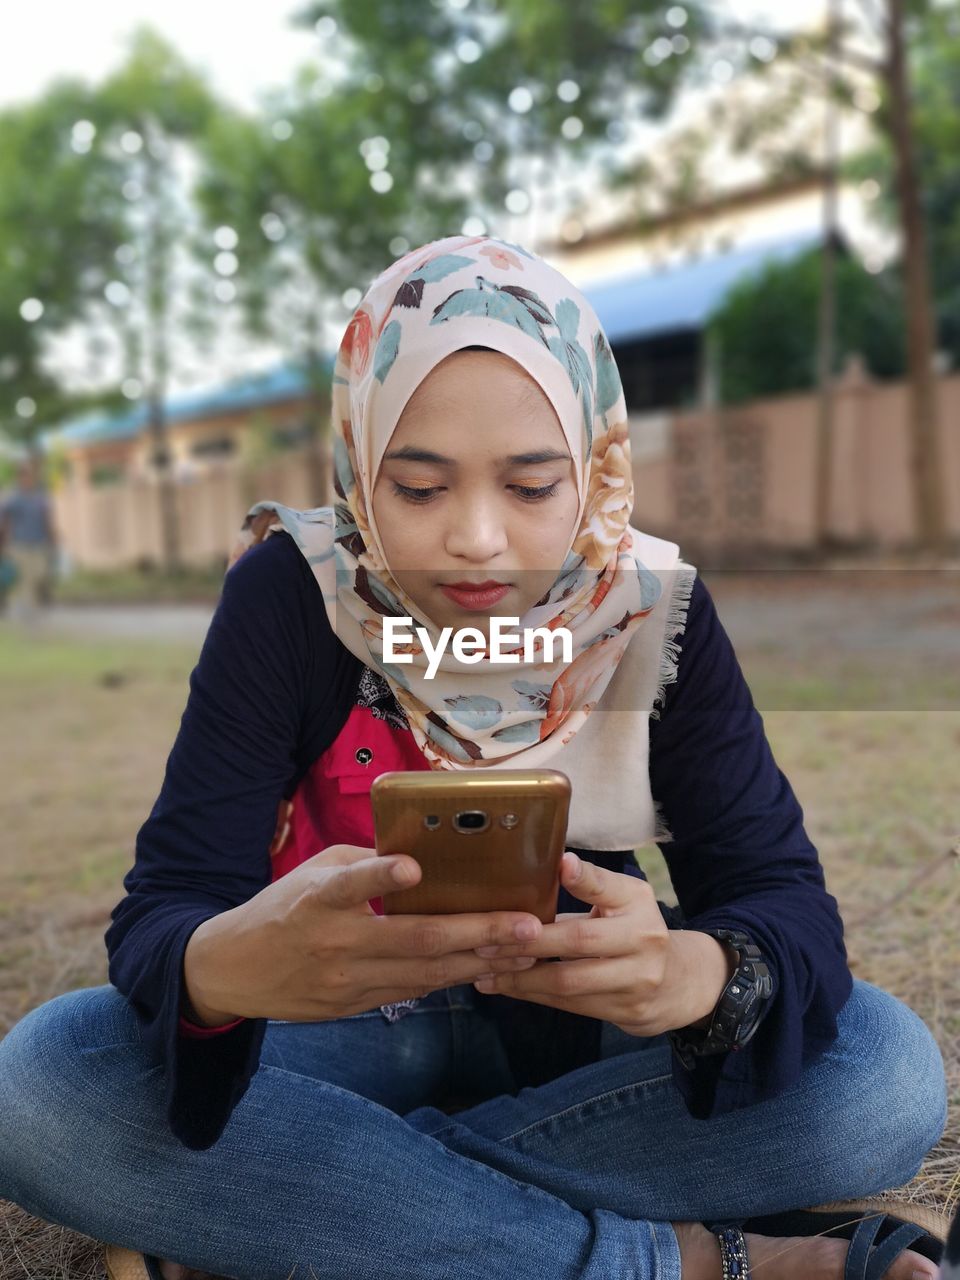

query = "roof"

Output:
[[42, 361, 328, 451], [44, 233, 824, 452], [581, 231, 824, 344]]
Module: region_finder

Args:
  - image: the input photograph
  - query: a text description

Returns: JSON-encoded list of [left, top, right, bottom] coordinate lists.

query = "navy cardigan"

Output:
[[104, 531, 853, 1150]]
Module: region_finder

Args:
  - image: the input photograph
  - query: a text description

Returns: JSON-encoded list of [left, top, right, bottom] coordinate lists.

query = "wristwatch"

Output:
[[669, 928, 774, 1070]]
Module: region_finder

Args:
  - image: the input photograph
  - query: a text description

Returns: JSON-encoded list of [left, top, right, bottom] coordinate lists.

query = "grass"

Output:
[[51, 564, 225, 606], [0, 606, 958, 1277]]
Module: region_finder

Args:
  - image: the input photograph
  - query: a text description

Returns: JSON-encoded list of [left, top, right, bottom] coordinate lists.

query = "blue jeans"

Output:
[[0, 978, 947, 1280]]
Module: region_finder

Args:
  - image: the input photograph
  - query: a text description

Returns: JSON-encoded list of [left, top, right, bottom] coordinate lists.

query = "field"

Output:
[[0, 567, 958, 1277]]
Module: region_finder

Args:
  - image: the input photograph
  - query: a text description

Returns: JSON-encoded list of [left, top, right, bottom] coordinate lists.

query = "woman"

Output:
[[0, 235, 949, 1280]]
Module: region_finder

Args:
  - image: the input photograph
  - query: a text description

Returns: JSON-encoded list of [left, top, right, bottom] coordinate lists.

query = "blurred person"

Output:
[[0, 237, 949, 1280], [0, 456, 58, 623]]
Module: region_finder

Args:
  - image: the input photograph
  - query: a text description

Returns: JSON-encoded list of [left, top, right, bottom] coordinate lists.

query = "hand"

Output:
[[181, 843, 545, 1026], [470, 851, 735, 1037]]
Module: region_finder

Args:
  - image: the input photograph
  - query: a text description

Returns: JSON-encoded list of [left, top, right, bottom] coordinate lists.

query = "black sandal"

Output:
[[943, 1198, 960, 1279], [707, 1198, 949, 1279]]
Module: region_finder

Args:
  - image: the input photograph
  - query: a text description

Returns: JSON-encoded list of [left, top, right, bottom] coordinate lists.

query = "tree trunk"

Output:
[[886, 0, 948, 553], [142, 119, 181, 572], [147, 389, 181, 571], [303, 322, 333, 507], [815, 0, 840, 551]]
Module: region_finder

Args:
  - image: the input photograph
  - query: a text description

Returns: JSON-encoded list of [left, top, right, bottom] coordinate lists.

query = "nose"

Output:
[[443, 494, 509, 562]]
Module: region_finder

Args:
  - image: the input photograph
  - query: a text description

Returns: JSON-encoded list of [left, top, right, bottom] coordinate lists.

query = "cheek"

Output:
[[521, 491, 579, 560]]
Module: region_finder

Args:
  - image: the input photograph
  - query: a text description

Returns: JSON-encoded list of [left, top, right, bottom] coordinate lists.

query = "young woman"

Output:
[[0, 236, 949, 1280]]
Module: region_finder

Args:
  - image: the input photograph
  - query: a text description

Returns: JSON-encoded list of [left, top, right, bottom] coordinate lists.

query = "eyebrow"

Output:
[[381, 445, 572, 466]]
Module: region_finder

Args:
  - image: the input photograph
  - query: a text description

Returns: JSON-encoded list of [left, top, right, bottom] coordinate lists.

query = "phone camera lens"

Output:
[[500, 812, 519, 829], [423, 814, 441, 830], [454, 810, 489, 832]]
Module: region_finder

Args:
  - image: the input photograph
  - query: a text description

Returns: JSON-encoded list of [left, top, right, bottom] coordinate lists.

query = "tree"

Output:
[[0, 29, 226, 569], [704, 0, 956, 552], [85, 29, 224, 570], [707, 245, 906, 403], [0, 83, 127, 449], [197, 0, 716, 503]]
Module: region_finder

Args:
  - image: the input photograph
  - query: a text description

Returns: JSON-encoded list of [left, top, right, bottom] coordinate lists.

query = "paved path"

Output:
[[9, 566, 959, 666], [22, 603, 214, 644]]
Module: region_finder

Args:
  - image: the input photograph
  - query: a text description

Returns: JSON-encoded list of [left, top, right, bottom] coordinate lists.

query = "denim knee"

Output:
[[0, 984, 139, 1211], [826, 979, 948, 1191]]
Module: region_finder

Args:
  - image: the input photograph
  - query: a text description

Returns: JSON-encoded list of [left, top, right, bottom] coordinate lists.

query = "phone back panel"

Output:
[[371, 769, 571, 921]]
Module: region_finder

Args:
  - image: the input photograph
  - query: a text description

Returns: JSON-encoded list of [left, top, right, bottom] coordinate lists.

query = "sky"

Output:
[[0, 1, 806, 112]]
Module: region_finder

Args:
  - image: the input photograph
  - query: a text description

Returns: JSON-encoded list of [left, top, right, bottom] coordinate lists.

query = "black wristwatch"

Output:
[[669, 928, 774, 1070]]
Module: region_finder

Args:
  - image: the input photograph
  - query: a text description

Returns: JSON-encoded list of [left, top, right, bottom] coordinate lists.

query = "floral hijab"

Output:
[[232, 233, 666, 770]]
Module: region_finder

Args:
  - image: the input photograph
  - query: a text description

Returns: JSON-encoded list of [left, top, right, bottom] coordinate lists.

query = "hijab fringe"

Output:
[[650, 561, 697, 724]]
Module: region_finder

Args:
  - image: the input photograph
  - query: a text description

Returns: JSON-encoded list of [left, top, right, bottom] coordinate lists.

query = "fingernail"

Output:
[[392, 860, 414, 884], [476, 945, 500, 957], [566, 851, 581, 879], [513, 957, 536, 968], [474, 975, 495, 990], [514, 920, 538, 941]]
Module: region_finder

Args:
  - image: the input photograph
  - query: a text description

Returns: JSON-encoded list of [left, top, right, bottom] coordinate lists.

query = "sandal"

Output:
[[706, 1196, 949, 1279], [103, 1244, 226, 1280], [944, 1198, 960, 1279], [103, 1247, 163, 1280]]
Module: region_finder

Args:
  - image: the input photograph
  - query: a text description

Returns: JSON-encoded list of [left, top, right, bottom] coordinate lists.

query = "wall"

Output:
[[53, 372, 959, 570], [54, 446, 333, 571], [632, 371, 960, 560]]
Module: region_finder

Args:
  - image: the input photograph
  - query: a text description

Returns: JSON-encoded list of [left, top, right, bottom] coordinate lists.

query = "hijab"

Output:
[[232, 234, 693, 787]]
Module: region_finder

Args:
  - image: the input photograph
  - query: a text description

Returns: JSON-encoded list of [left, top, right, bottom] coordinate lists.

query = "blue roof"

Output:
[[43, 360, 329, 450], [581, 231, 823, 344], [44, 234, 823, 451]]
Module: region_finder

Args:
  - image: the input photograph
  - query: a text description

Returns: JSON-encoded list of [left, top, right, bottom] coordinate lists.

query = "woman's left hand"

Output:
[[471, 851, 734, 1037]]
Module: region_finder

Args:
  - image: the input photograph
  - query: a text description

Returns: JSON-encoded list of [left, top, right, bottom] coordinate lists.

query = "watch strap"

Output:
[[669, 928, 773, 1067]]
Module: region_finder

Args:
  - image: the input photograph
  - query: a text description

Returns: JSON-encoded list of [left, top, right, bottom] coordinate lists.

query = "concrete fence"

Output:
[[631, 369, 960, 559], [52, 370, 960, 571], [53, 451, 330, 572]]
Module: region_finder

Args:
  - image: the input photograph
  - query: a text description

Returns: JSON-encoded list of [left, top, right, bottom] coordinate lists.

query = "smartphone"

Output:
[[371, 768, 571, 922]]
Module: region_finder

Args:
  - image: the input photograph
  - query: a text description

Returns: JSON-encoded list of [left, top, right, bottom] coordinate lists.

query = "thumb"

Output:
[[303, 844, 421, 910]]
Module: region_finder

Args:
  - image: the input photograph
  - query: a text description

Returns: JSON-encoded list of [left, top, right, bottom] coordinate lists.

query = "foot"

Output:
[[673, 1220, 938, 1279], [157, 1261, 226, 1280]]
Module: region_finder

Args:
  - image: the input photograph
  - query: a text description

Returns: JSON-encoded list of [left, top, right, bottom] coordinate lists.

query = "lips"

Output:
[[439, 581, 512, 611]]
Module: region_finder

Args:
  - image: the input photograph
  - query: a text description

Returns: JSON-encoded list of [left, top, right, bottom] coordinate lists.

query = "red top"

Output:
[[179, 702, 431, 1037]]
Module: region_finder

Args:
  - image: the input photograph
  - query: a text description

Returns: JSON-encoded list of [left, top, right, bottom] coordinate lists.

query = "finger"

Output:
[[363, 909, 543, 958], [473, 956, 633, 1002], [474, 912, 636, 960], [314, 853, 422, 911], [559, 851, 645, 915], [350, 951, 540, 997], [301, 844, 382, 870]]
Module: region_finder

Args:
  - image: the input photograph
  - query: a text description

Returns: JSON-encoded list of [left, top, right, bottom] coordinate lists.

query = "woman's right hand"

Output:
[[181, 843, 544, 1026]]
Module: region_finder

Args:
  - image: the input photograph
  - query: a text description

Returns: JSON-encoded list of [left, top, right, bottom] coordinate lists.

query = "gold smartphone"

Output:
[[371, 769, 571, 922]]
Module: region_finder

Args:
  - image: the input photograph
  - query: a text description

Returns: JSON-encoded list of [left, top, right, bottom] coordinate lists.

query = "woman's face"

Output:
[[371, 349, 581, 638]]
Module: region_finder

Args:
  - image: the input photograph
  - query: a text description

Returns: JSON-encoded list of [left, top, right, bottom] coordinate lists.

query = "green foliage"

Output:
[[707, 247, 906, 403], [0, 29, 224, 451], [197, 0, 714, 364]]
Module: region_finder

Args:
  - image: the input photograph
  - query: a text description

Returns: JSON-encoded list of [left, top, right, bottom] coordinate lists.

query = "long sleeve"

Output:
[[104, 531, 358, 1150], [648, 574, 853, 1119]]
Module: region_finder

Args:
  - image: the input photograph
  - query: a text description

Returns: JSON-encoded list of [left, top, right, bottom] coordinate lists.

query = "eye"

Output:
[[392, 482, 442, 504], [512, 482, 560, 502]]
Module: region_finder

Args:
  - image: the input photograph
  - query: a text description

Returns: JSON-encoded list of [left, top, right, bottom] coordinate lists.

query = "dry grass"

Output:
[[0, 590, 958, 1276], [645, 708, 960, 1223]]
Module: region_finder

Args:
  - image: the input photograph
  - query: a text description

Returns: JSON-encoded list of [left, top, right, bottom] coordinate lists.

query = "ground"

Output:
[[0, 566, 957, 1278]]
